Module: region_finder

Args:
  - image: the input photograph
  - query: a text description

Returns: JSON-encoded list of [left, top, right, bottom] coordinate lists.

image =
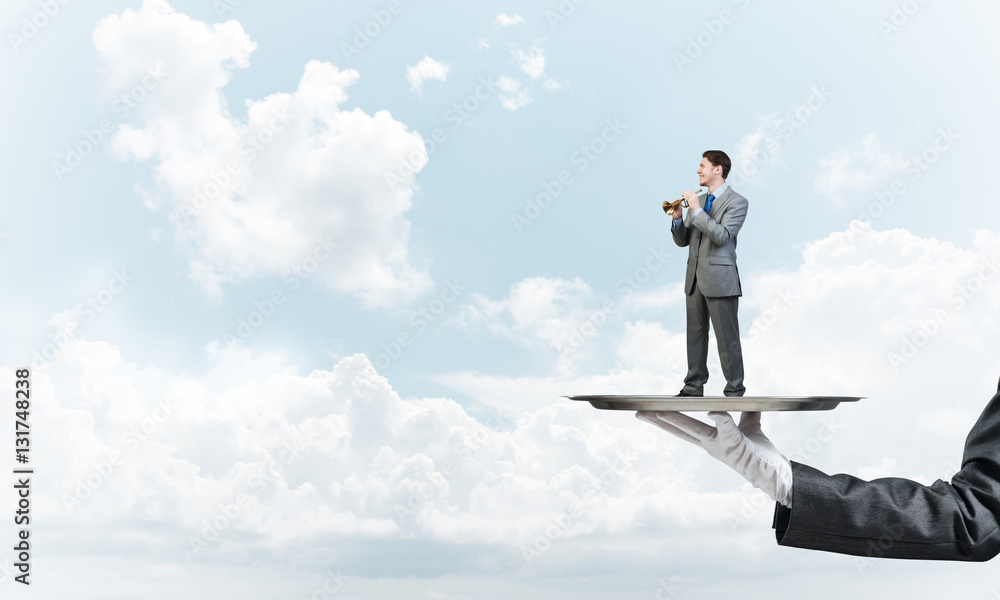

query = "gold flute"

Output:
[[662, 187, 708, 214]]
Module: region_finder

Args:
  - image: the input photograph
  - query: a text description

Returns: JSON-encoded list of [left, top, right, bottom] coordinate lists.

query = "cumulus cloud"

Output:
[[512, 45, 546, 79], [406, 56, 450, 96], [511, 44, 561, 92], [489, 44, 563, 112], [728, 113, 791, 185], [494, 13, 525, 29], [452, 277, 621, 375], [24, 223, 1000, 592], [439, 224, 1000, 484], [496, 76, 532, 111], [95, 0, 431, 306], [30, 334, 745, 584], [728, 86, 832, 186], [815, 133, 908, 204]]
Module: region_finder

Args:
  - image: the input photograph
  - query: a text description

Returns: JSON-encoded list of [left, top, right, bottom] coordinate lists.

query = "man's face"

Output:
[[697, 158, 721, 186]]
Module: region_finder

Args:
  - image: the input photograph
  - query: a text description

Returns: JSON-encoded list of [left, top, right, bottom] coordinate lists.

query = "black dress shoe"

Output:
[[674, 390, 703, 397]]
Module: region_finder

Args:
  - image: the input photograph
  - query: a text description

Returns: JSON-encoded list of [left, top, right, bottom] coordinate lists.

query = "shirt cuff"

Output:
[[671, 218, 682, 230]]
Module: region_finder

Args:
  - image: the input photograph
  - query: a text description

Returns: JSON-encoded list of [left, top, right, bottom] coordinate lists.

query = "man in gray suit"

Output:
[[670, 150, 748, 397]]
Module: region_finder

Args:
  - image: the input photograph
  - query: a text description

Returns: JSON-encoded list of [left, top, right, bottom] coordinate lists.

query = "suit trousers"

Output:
[[682, 278, 745, 397]]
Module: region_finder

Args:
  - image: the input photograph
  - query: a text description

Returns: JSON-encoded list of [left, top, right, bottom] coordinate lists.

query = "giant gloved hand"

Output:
[[636, 411, 793, 507]]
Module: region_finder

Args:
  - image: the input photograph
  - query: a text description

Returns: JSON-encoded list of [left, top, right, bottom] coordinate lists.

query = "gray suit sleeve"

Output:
[[672, 218, 691, 248], [691, 198, 748, 247], [773, 379, 1000, 561]]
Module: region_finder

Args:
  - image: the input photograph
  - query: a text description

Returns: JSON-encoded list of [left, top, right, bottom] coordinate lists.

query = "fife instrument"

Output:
[[662, 187, 708, 215]]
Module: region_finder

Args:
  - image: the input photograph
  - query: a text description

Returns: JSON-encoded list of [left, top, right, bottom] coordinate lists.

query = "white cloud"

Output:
[[29, 334, 740, 581], [95, 0, 431, 307], [815, 133, 908, 204], [439, 224, 1000, 488], [727, 86, 832, 187], [512, 45, 546, 79], [729, 112, 790, 185], [496, 76, 532, 111], [452, 277, 619, 374], [494, 13, 525, 29], [23, 224, 1000, 591], [406, 56, 451, 96]]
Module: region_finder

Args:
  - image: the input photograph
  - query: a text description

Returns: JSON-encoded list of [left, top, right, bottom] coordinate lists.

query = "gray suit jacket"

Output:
[[671, 186, 748, 297], [773, 377, 1000, 561]]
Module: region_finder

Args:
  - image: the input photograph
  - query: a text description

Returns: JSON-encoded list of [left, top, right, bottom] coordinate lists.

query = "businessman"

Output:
[[636, 375, 1000, 561], [670, 150, 748, 397]]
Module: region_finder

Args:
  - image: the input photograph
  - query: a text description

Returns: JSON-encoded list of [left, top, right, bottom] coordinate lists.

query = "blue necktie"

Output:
[[704, 193, 715, 214]]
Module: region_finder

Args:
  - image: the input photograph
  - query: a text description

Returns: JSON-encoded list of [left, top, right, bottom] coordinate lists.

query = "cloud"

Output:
[[728, 86, 832, 187], [406, 56, 451, 96], [453, 277, 618, 374], [815, 133, 908, 204], [496, 76, 532, 111], [728, 113, 791, 185], [30, 334, 741, 583], [438, 224, 1000, 486], [494, 13, 525, 29], [94, 0, 431, 307], [511, 44, 561, 91], [24, 223, 1000, 591], [512, 45, 546, 79]]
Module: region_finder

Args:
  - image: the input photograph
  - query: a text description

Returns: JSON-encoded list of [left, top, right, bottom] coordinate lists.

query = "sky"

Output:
[[2, 0, 1000, 597]]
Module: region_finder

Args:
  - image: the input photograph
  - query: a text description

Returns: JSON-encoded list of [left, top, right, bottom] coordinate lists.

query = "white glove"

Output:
[[636, 411, 793, 508]]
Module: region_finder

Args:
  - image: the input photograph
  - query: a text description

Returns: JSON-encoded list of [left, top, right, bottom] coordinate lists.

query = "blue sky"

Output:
[[2, 0, 1000, 598]]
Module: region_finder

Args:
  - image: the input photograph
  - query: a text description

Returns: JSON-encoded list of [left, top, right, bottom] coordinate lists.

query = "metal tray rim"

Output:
[[565, 395, 865, 412]]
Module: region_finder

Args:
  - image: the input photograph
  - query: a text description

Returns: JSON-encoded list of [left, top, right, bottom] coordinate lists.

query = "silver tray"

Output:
[[566, 395, 863, 412]]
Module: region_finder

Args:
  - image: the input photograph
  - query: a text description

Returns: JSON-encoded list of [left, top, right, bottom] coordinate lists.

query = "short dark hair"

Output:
[[702, 150, 731, 179]]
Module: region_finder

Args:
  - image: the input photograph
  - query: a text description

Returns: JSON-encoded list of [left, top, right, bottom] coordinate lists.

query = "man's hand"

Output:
[[682, 190, 701, 212], [636, 411, 793, 507], [671, 201, 683, 220]]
